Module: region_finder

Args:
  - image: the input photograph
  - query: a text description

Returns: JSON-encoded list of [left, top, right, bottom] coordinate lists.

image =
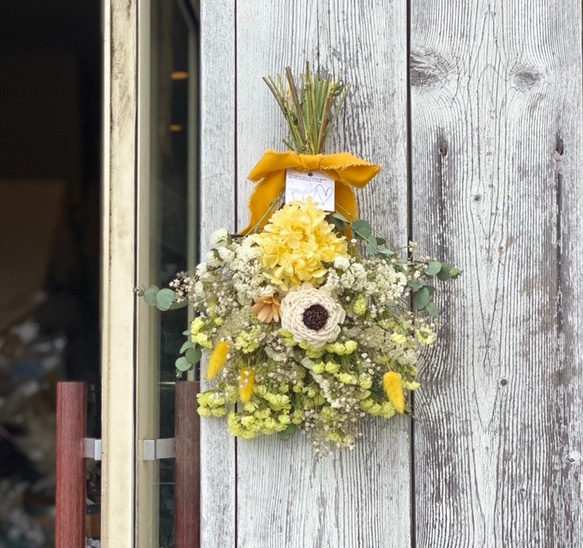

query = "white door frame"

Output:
[[101, 1, 199, 544], [101, 0, 138, 545]]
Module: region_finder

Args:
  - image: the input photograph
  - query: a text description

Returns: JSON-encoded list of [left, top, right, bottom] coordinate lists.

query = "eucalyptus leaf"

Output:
[[330, 216, 346, 233], [351, 219, 372, 239], [426, 302, 439, 317], [143, 286, 159, 307], [332, 212, 349, 223], [278, 423, 298, 441], [436, 264, 451, 281], [366, 240, 378, 255], [185, 346, 202, 364], [180, 340, 194, 353], [170, 300, 188, 310], [156, 288, 176, 311], [424, 262, 442, 276], [175, 356, 192, 372], [375, 236, 386, 246], [407, 280, 424, 289], [412, 287, 430, 309], [377, 248, 396, 258], [449, 268, 461, 279]]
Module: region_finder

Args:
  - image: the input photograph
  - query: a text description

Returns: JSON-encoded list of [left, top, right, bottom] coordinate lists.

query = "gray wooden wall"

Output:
[[199, 1, 583, 546]]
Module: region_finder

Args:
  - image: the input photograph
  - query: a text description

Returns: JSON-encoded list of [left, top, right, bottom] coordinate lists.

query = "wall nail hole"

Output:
[[500, 378, 508, 387]]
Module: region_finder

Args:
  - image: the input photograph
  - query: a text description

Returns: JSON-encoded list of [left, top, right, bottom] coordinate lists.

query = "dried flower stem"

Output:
[[264, 62, 351, 154]]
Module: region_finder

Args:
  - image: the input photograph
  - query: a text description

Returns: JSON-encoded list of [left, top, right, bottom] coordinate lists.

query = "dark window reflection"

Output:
[[151, 1, 198, 546]]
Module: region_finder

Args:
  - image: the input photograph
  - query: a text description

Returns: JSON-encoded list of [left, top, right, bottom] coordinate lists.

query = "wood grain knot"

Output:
[[410, 51, 448, 88], [513, 69, 543, 91], [499, 378, 508, 387], [438, 138, 448, 157], [556, 136, 565, 156]]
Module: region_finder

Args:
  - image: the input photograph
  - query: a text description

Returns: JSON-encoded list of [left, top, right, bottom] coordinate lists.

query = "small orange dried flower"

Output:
[[251, 296, 281, 323]]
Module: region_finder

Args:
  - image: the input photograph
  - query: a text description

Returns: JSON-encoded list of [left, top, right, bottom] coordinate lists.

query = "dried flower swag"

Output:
[[139, 64, 459, 455]]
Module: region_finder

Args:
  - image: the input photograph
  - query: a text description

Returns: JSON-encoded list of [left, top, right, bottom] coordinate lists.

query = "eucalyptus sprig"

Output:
[[264, 63, 351, 154], [325, 211, 461, 318]]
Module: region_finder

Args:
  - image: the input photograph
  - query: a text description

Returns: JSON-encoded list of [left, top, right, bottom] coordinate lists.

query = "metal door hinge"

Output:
[[84, 438, 102, 461], [141, 438, 176, 460]]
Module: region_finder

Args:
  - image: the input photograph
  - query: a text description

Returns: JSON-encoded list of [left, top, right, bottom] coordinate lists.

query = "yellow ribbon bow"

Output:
[[242, 150, 381, 234]]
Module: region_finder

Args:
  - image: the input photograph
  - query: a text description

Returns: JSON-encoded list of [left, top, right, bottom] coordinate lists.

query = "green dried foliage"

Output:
[[263, 63, 351, 154]]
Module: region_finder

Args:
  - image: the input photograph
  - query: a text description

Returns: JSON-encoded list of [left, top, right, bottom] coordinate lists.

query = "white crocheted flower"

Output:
[[280, 285, 345, 348]]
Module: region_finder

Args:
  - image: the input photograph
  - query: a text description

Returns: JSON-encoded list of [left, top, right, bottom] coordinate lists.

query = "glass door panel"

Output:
[[136, 0, 198, 545]]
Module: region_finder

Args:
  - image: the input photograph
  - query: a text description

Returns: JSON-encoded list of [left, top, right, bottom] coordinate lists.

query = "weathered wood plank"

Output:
[[410, 1, 583, 545], [199, 1, 237, 546], [235, 2, 410, 546]]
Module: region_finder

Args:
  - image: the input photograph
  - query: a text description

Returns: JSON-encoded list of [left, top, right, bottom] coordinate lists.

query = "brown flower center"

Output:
[[302, 304, 329, 331]]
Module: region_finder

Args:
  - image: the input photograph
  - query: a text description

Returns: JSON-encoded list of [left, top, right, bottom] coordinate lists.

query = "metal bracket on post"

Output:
[[80, 438, 175, 460], [141, 438, 176, 460], [84, 438, 103, 461]]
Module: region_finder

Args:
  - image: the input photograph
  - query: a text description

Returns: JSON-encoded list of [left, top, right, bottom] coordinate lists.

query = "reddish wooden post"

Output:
[[56, 382, 87, 547], [175, 381, 200, 548]]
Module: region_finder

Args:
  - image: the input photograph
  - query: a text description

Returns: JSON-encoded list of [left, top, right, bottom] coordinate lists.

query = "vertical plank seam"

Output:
[[234, 1, 239, 547], [234, 0, 239, 235], [405, 1, 417, 546], [132, 0, 140, 542]]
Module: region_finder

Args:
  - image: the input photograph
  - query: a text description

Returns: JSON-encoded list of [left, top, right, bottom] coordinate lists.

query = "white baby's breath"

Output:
[[210, 228, 229, 245]]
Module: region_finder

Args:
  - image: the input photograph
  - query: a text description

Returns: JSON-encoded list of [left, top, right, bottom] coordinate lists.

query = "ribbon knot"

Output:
[[297, 155, 323, 172], [243, 150, 381, 234]]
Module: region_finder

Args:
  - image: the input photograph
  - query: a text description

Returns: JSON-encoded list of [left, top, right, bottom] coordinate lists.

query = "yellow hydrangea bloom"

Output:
[[191, 317, 212, 348], [325, 340, 357, 355], [416, 327, 437, 345], [256, 200, 348, 289], [390, 332, 408, 345], [324, 361, 339, 373], [353, 294, 367, 316], [234, 329, 261, 354], [338, 373, 357, 385]]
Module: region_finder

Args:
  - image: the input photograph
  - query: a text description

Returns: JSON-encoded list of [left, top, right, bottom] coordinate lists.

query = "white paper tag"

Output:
[[284, 169, 335, 211]]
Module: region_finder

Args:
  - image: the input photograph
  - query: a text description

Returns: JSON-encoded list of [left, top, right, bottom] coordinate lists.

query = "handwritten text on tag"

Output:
[[284, 169, 335, 211]]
